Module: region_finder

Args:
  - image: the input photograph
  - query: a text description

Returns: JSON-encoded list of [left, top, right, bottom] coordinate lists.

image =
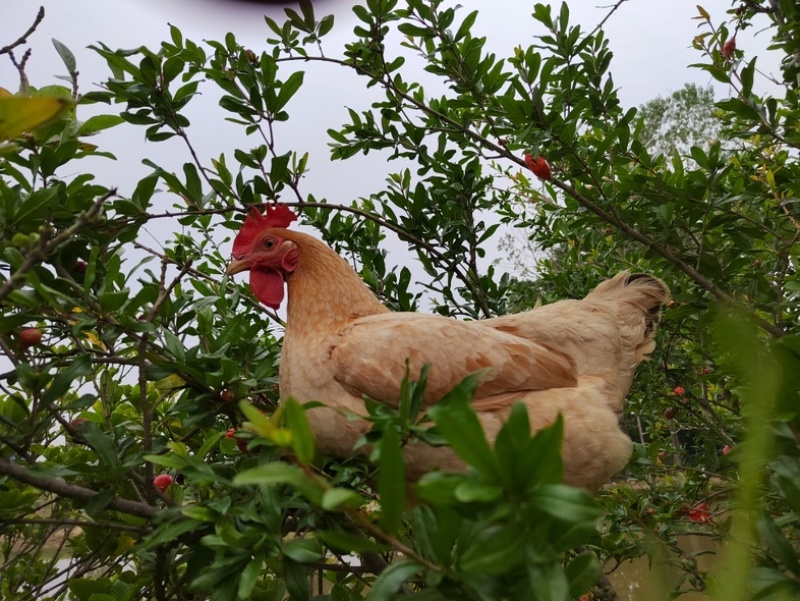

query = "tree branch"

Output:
[[0, 6, 45, 56], [0, 457, 159, 520]]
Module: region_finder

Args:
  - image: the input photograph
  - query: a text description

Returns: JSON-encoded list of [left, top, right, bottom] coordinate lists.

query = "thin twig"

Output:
[[589, 1, 630, 39], [0, 7, 45, 56]]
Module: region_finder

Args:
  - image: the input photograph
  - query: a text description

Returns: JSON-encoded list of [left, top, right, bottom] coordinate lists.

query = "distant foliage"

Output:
[[637, 83, 720, 160], [0, 1, 799, 601]]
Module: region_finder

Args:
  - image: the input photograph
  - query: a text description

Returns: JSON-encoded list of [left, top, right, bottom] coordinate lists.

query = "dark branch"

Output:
[[0, 457, 159, 520], [0, 6, 45, 56]]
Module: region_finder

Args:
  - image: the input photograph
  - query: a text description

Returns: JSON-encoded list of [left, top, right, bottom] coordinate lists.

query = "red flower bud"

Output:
[[688, 501, 712, 523], [153, 474, 174, 492], [722, 38, 736, 59], [673, 385, 685, 396], [226, 428, 249, 452], [722, 444, 732, 456], [19, 328, 43, 349], [524, 154, 552, 181]]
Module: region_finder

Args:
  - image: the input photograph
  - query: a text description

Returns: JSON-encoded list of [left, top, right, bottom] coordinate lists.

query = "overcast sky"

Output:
[[4, 1, 783, 287]]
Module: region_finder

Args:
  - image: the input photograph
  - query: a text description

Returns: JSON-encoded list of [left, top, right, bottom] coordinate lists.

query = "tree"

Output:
[[1, 1, 799, 600], [637, 83, 720, 161]]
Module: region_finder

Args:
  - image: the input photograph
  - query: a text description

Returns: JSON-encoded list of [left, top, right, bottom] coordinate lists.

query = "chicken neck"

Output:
[[282, 230, 389, 335]]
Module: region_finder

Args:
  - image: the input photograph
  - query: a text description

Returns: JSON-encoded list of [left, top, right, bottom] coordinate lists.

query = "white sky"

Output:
[[3, 1, 783, 288]]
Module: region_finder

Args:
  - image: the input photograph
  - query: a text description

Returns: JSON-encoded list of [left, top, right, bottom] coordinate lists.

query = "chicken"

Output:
[[226, 205, 669, 490]]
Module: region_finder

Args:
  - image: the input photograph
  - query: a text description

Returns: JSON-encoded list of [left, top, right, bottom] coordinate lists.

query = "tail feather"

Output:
[[586, 271, 670, 361]]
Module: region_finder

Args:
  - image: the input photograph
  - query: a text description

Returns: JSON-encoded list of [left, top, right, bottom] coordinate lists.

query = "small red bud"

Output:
[[227, 428, 249, 453], [663, 407, 677, 420], [19, 328, 43, 349], [153, 474, 174, 492], [688, 501, 712, 523], [722, 444, 732, 455], [673, 386, 685, 396], [721, 38, 737, 59], [524, 154, 552, 181]]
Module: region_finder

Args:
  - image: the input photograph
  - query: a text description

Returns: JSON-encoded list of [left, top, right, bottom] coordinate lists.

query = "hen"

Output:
[[227, 205, 669, 490]]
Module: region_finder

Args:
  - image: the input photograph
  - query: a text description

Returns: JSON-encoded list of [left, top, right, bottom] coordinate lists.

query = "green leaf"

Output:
[[233, 461, 322, 504], [414, 472, 463, 505], [239, 400, 275, 438], [365, 561, 422, 601], [52, 38, 77, 74], [237, 554, 264, 599], [459, 525, 524, 575], [318, 14, 335, 37], [527, 561, 570, 601], [321, 487, 363, 511], [316, 530, 390, 554], [41, 355, 92, 407], [233, 461, 304, 486], [427, 375, 498, 478], [143, 519, 204, 549], [282, 536, 323, 563], [80, 422, 120, 469], [77, 114, 125, 136], [757, 514, 800, 576], [275, 72, 305, 112], [182, 162, 203, 205], [453, 479, 502, 503], [529, 485, 603, 523], [284, 398, 316, 464], [454, 10, 478, 42], [377, 424, 406, 534], [566, 552, 601, 597], [283, 557, 310, 601], [11, 186, 59, 228]]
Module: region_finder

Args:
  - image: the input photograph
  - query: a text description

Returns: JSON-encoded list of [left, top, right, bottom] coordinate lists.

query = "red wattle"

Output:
[[249, 268, 285, 309]]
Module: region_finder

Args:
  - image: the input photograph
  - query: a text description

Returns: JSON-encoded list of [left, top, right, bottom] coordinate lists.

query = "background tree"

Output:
[[637, 83, 720, 161], [1, 1, 799, 601]]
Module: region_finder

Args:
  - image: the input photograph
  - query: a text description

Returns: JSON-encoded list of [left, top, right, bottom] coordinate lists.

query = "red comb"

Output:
[[232, 204, 298, 256]]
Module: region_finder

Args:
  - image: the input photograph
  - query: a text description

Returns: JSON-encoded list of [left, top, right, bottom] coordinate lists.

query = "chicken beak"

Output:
[[226, 257, 251, 276]]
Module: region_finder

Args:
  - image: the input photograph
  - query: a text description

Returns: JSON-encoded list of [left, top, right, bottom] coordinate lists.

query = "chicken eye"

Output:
[[263, 238, 276, 250]]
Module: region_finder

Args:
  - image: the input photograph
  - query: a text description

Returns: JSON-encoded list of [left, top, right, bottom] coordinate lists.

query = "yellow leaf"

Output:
[[83, 331, 106, 350], [766, 169, 777, 191], [155, 373, 187, 393], [114, 535, 137, 556], [240, 400, 275, 438], [271, 428, 293, 447], [0, 96, 72, 141]]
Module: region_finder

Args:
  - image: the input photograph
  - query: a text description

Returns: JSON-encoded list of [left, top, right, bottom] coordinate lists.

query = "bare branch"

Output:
[[0, 6, 45, 56]]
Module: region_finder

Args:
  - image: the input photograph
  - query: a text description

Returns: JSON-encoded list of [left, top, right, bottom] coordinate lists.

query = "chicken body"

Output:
[[228, 219, 669, 490]]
